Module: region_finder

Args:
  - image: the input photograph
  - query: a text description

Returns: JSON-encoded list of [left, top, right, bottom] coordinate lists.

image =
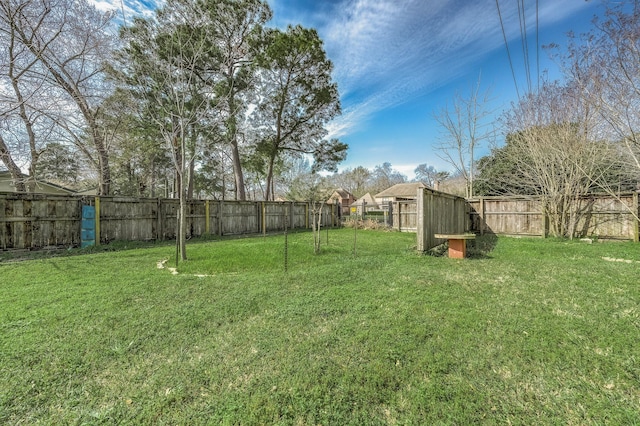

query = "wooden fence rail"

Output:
[[0, 193, 337, 250], [416, 189, 469, 251], [2, 191, 638, 251], [467, 193, 640, 241]]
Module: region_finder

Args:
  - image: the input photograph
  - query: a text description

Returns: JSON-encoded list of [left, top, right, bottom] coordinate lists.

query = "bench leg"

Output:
[[448, 239, 466, 259]]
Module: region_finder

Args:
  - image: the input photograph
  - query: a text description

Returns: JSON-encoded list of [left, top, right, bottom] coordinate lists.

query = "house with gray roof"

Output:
[[0, 170, 74, 195], [349, 192, 379, 215], [374, 182, 430, 209]]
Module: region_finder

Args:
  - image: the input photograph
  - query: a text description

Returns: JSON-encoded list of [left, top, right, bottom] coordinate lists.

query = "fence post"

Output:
[[255, 202, 259, 233], [157, 199, 164, 241], [205, 200, 210, 234], [428, 191, 435, 248], [634, 192, 639, 243], [287, 201, 294, 229], [479, 197, 485, 236], [417, 189, 425, 251], [331, 203, 335, 227], [218, 200, 223, 237], [392, 202, 398, 231], [94, 196, 101, 246]]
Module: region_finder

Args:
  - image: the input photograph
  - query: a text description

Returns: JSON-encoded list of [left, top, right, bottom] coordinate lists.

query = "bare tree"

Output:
[[4, 0, 116, 195], [553, 1, 640, 220], [435, 76, 493, 198], [501, 81, 615, 238], [326, 166, 371, 198], [368, 162, 406, 194], [1, 0, 51, 190], [414, 163, 449, 188]]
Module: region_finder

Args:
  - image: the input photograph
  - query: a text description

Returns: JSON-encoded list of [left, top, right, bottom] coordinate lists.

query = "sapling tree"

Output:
[[286, 171, 332, 254], [116, 3, 220, 261]]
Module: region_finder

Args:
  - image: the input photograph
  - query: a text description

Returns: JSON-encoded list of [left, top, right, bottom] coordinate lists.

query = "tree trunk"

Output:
[[179, 192, 187, 261], [178, 134, 187, 261], [92, 121, 111, 196], [10, 60, 39, 192], [265, 156, 276, 201], [187, 158, 195, 200], [227, 88, 246, 201], [0, 134, 25, 192], [230, 140, 245, 201]]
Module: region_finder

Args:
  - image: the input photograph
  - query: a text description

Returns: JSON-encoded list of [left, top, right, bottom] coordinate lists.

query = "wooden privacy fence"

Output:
[[0, 193, 337, 250], [468, 193, 640, 241], [416, 189, 470, 251], [389, 201, 418, 232], [3, 191, 638, 251]]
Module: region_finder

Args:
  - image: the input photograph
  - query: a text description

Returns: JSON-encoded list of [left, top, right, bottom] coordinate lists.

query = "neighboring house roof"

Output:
[[329, 188, 354, 203], [333, 188, 353, 199], [374, 182, 430, 199], [74, 187, 98, 195], [0, 170, 75, 194], [350, 192, 379, 208]]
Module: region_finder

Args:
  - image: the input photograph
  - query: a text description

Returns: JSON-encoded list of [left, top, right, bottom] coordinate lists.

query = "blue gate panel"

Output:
[[81, 205, 96, 248]]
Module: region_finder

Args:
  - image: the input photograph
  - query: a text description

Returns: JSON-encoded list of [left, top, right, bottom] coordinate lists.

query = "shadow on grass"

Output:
[[0, 229, 316, 263], [468, 233, 499, 259], [427, 233, 499, 259]]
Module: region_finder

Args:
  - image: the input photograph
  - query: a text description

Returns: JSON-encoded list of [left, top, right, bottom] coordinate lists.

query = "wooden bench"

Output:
[[434, 233, 476, 259]]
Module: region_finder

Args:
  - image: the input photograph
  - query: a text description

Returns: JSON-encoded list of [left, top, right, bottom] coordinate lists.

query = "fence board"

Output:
[[0, 193, 83, 249], [391, 201, 418, 232], [416, 189, 469, 251], [468, 194, 639, 240], [3, 191, 637, 251], [0, 193, 341, 250]]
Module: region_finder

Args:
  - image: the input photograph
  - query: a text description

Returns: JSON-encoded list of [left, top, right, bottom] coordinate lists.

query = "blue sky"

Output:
[[92, 0, 604, 178]]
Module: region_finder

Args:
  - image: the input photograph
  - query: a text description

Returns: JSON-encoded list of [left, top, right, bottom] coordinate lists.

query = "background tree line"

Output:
[[3, 0, 640, 243], [0, 0, 346, 203]]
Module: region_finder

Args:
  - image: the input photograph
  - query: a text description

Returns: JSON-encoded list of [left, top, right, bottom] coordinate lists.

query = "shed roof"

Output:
[[374, 182, 430, 199], [0, 170, 75, 194]]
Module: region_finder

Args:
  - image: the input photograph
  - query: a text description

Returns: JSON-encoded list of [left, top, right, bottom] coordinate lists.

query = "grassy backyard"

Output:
[[1, 229, 638, 424]]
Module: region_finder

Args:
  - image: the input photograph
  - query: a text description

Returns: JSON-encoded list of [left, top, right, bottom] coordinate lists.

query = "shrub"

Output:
[[342, 217, 392, 231]]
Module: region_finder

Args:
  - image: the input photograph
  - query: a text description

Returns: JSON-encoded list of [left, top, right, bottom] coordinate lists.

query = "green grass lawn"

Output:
[[1, 230, 638, 424]]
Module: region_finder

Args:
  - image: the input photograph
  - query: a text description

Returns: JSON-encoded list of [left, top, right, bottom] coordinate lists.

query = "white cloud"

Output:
[[89, 0, 595, 144], [319, 0, 595, 138], [87, 0, 160, 22]]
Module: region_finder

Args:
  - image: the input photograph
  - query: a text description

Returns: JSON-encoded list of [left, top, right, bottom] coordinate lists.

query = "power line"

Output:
[[518, 0, 532, 93], [120, 0, 127, 26], [496, 0, 521, 99], [536, 0, 540, 92]]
